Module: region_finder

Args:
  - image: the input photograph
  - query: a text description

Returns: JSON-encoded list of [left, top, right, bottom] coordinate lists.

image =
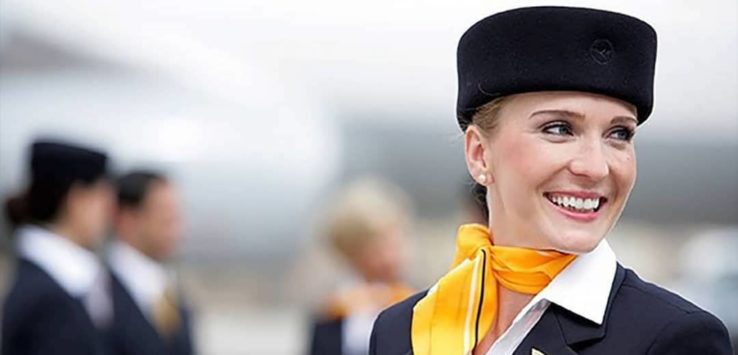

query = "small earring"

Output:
[[478, 173, 487, 184]]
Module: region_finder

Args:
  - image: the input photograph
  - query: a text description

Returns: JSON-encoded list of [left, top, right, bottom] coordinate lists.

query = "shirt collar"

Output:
[[17, 224, 101, 297], [108, 240, 169, 310], [535, 239, 617, 325]]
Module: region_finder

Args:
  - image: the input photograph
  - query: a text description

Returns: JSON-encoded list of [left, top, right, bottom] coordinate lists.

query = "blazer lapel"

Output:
[[512, 307, 577, 355], [513, 265, 626, 355], [109, 270, 168, 355]]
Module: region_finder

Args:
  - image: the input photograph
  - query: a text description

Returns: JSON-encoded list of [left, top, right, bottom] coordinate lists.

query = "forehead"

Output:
[[502, 91, 637, 120], [142, 181, 177, 205]]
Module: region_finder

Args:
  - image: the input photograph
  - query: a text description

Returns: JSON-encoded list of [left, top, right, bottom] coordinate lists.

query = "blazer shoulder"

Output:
[[611, 268, 733, 354], [645, 309, 733, 354], [370, 290, 426, 355], [619, 268, 709, 315], [3, 261, 67, 319]]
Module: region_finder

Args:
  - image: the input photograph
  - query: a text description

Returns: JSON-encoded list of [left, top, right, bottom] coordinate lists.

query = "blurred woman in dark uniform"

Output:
[[2, 140, 114, 355], [370, 6, 734, 355]]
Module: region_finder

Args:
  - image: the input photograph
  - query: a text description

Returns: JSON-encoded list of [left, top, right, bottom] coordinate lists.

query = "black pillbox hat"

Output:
[[456, 6, 657, 130], [30, 140, 109, 184]]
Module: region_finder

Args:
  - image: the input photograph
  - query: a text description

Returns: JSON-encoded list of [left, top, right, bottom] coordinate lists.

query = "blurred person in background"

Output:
[[105, 171, 194, 355], [370, 7, 733, 355], [308, 178, 414, 355], [1, 140, 114, 355]]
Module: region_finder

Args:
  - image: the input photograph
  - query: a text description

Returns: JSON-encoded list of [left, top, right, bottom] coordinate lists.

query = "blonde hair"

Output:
[[323, 178, 410, 258], [467, 96, 509, 217], [469, 96, 508, 133]]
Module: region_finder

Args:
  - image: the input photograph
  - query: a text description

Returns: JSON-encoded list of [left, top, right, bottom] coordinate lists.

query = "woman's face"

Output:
[[65, 179, 114, 249], [465, 91, 638, 253], [352, 225, 407, 284]]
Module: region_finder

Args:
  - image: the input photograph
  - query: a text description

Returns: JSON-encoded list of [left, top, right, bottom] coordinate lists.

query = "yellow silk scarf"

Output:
[[411, 224, 576, 355]]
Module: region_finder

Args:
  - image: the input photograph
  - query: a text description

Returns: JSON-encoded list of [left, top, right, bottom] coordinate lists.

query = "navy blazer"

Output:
[[1, 258, 107, 355], [308, 317, 344, 355], [370, 264, 734, 355], [105, 271, 194, 355]]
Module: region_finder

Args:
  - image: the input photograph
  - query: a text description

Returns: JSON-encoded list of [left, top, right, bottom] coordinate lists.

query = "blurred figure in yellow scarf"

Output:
[[308, 177, 414, 355]]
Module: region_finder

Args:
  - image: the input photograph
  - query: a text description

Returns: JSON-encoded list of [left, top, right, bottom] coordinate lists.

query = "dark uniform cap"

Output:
[[456, 6, 658, 130], [30, 140, 109, 183]]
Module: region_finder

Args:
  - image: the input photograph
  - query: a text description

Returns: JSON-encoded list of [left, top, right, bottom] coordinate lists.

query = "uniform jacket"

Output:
[[308, 317, 344, 355], [370, 264, 734, 355], [105, 271, 194, 355], [2, 258, 107, 355]]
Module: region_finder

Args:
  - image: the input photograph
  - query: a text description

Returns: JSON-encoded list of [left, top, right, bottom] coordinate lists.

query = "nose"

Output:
[[568, 138, 610, 181]]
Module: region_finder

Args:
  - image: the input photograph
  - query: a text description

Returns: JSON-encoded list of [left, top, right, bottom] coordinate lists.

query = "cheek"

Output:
[[142, 218, 158, 238], [611, 149, 637, 194], [162, 221, 178, 245], [82, 191, 109, 214], [492, 135, 566, 193], [76, 197, 99, 224]]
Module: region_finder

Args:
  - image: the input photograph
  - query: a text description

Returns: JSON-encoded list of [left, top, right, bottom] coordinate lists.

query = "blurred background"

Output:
[[0, 0, 736, 353]]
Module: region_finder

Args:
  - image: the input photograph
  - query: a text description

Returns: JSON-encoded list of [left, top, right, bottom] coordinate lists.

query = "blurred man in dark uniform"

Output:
[[2, 140, 114, 355], [105, 171, 194, 355]]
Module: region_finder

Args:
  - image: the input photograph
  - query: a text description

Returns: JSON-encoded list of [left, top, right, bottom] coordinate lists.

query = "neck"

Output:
[[496, 286, 534, 334], [473, 286, 534, 355], [486, 220, 521, 248], [49, 222, 89, 250], [118, 236, 160, 263]]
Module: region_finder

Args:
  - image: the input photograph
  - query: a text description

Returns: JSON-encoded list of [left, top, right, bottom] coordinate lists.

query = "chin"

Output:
[[548, 229, 605, 254]]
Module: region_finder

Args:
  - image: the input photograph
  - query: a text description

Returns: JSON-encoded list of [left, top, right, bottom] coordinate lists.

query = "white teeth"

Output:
[[584, 199, 594, 210], [574, 198, 584, 210], [547, 194, 601, 211]]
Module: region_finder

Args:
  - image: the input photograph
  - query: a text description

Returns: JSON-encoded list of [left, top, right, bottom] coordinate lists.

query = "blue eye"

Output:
[[609, 127, 635, 142], [542, 122, 573, 136]]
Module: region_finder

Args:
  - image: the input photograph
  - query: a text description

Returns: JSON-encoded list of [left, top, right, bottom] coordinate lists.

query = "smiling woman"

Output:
[[369, 6, 734, 355], [469, 92, 638, 253]]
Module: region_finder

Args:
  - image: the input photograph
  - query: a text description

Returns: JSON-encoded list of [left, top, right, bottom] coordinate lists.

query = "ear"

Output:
[[464, 125, 493, 185]]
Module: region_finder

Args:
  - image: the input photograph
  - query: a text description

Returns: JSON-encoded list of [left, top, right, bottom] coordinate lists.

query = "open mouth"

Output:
[[543, 192, 607, 214]]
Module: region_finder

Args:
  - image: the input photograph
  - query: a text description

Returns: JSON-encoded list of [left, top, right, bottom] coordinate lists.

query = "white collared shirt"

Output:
[[17, 225, 111, 327], [343, 309, 379, 355], [108, 240, 170, 318], [486, 239, 618, 355], [339, 281, 402, 355]]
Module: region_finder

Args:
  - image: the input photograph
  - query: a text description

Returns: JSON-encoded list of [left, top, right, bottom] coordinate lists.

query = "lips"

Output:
[[543, 192, 608, 221]]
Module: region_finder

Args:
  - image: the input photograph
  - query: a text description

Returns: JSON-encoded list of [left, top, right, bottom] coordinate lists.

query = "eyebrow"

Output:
[[530, 110, 638, 125], [529, 110, 585, 120], [611, 116, 638, 125]]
